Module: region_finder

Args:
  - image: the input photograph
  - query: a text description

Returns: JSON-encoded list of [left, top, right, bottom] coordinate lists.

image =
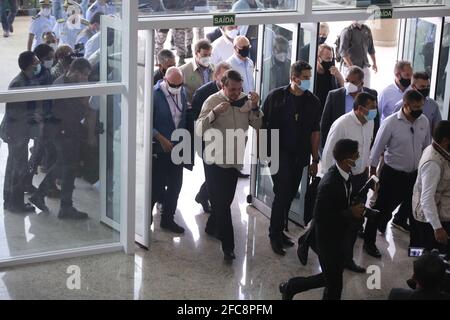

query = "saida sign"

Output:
[[374, 7, 393, 19], [213, 14, 236, 26]]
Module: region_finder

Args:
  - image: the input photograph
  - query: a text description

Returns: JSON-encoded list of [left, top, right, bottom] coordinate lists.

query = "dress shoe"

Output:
[[237, 172, 250, 179], [29, 194, 49, 213], [160, 220, 185, 234], [9, 25, 13, 33], [364, 243, 382, 258], [297, 234, 309, 265], [3, 30, 9, 37], [282, 233, 295, 247], [279, 281, 294, 300], [223, 250, 236, 262], [195, 194, 212, 213], [58, 206, 88, 219], [345, 261, 366, 273], [270, 240, 286, 256], [8, 203, 35, 213], [205, 227, 220, 240]]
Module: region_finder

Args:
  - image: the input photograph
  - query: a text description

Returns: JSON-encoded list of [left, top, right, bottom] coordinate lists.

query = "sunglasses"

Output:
[[167, 82, 184, 89]]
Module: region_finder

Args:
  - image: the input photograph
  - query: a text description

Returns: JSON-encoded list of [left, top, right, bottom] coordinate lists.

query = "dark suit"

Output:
[[389, 288, 450, 300], [287, 165, 360, 300], [320, 87, 379, 150]]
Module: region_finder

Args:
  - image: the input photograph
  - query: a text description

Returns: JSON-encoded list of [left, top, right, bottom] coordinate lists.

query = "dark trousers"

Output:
[[343, 171, 367, 264], [270, 151, 304, 242], [196, 181, 209, 202], [37, 133, 80, 208], [0, 0, 17, 32], [204, 163, 239, 252], [3, 139, 28, 207], [150, 153, 183, 223], [364, 165, 419, 246], [416, 220, 450, 257], [288, 250, 344, 300]]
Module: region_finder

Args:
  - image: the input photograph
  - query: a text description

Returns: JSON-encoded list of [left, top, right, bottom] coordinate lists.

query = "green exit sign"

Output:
[[213, 14, 236, 26], [374, 7, 393, 19]]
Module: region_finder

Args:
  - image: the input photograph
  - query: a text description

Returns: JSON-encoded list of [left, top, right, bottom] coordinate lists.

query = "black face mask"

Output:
[[319, 37, 327, 45], [238, 46, 250, 58], [410, 109, 423, 119], [418, 88, 430, 98], [321, 60, 334, 72], [399, 77, 411, 88]]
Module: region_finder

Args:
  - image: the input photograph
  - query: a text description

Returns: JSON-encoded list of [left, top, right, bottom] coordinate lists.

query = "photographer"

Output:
[[279, 139, 365, 300], [413, 120, 450, 257], [389, 251, 450, 300], [51, 45, 74, 79]]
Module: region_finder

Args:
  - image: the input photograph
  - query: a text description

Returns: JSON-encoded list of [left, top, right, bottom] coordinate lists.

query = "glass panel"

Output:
[[298, 23, 318, 85], [313, 0, 445, 10], [0, 1, 122, 91], [0, 94, 121, 260], [138, 0, 298, 16], [436, 17, 450, 120]]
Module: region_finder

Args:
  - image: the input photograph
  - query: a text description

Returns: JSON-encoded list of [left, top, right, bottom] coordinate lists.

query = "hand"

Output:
[[248, 91, 260, 108], [309, 162, 318, 177], [213, 102, 231, 115], [435, 228, 449, 245], [372, 64, 378, 73], [350, 203, 365, 219], [239, 100, 253, 113], [329, 66, 340, 76], [158, 136, 174, 153]]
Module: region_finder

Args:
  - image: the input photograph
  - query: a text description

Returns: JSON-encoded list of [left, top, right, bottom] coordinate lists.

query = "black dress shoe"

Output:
[[270, 240, 286, 256], [8, 203, 35, 213], [223, 250, 236, 262], [195, 194, 212, 213], [160, 220, 185, 234], [282, 233, 295, 247], [237, 172, 250, 179], [58, 206, 88, 219], [279, 281, 294, 300], [29, 194, 49, 213], [297, 234, 309, 265], [345, 261, 366, 273], [364, 243, 382, 258]]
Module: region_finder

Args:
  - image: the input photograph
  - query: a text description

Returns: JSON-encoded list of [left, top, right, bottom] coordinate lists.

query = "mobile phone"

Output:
[[408, 247, 425, 257], [230, 96, 249, 108]]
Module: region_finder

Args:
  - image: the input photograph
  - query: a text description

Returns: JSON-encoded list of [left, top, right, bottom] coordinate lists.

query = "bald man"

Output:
[[226, 35, 255, 94], [152, 66, 188, 234]]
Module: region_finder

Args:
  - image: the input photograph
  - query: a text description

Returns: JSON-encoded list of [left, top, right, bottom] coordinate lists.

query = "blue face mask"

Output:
[[33, 64, 42, 76], [298, 79, 311, 92], [365, 109, 377, 122]]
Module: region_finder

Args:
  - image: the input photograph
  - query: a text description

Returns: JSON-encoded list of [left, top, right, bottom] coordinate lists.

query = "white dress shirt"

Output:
[[226, 54, 255, 94], [84, 31, 100, 59], [160, 81, 183, 128], [211, 36, 235, 65], [321, 111, 374, 176], [418, 160, 444, 230], [378, 82, 404, 121]]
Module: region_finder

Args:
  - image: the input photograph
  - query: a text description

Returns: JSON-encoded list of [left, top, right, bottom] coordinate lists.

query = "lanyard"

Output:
[[168, 93, 183, 113]]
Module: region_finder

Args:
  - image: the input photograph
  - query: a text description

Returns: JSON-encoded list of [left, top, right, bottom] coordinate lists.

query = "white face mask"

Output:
[[225, 29, 239, 39], [167, 84, 182, 96], [345, 82, 360, 94], [274, 52, 287, 62], [198, 56, 211, 67], [43, 59, 54, 69], [41, 8, 52, 17]]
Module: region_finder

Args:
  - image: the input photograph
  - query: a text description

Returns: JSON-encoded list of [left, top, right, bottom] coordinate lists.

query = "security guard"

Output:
[[53, 0, 89, 48], [76, 12, 103, 47], [86, 0, 116, 22], [28, 0, 57, 51]]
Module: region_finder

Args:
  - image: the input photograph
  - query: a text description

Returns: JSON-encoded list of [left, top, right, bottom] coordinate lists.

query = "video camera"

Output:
[[352, 175, 380, 219], [73, 42, 85, 58]]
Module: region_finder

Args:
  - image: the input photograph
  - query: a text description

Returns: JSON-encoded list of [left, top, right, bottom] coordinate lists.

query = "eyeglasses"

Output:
[[167, 82, 184, 89]]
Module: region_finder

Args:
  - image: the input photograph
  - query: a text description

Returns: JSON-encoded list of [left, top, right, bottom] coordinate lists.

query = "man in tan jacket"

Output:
[[195, 69, 262, 262]]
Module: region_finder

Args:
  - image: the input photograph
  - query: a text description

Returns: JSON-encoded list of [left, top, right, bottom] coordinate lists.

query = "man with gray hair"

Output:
[[154, 49, 176, 85]]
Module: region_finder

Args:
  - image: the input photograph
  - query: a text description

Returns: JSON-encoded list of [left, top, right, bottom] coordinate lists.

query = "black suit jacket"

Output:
[[320, 87, 379, 149], [388, 288, 450, 300], [314, 165, 359, 255]]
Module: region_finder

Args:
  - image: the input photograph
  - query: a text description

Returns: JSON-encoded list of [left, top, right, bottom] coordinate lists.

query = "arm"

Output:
[[320, 92, 333, 149], [195, 98, 218, 137], [27, 33, 34, 51], [367, 27, 377, 71], [340, 29, 353, 66], [321, 122, 343, 174], [419, 161, 443, 230], [369, 120, 391, 169]]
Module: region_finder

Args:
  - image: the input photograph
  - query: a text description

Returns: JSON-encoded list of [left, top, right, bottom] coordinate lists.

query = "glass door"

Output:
[[251, 23, 318, 226], [436, 17, 450, 120]]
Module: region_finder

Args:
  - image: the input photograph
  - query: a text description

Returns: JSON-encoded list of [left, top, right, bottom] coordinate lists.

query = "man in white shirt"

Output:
[[321, 92, 377, 273], [413, 121, 450, 257], [226, 35, 255, 94], [378, 60, 413, 121], [211, 26, 239, 65]]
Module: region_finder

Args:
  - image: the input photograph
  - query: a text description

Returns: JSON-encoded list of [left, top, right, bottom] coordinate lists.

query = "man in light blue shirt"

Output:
[[226, 35, 255, 94], [378, 60, 413, 121], [393, 72, 442, 135], [364, 90, 431, 259]]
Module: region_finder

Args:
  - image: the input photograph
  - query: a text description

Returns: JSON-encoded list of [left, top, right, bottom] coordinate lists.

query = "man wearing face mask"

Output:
[[315, 44, 344, 114], [262, 35, 291, 95], [151, 67, 188, 234], [76, 12, 103, 47], [226, 36, 255, 94], [413, 121, 450, 258], [53, 0, 89, 48], [262, 60, 321, 255], [299, 23, 330, 63], [378, 60, 413, 122], [154, 49, 176, 85], [320, 66, 378, 151], [393, 72, 442, 136], [364, 90, 431, 258], [0, 51, 41, 213], [28, 0, 57, 51], [211, 25, 239, 66], [42, 31, 58, 51], [320, 92, 377, 272]]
